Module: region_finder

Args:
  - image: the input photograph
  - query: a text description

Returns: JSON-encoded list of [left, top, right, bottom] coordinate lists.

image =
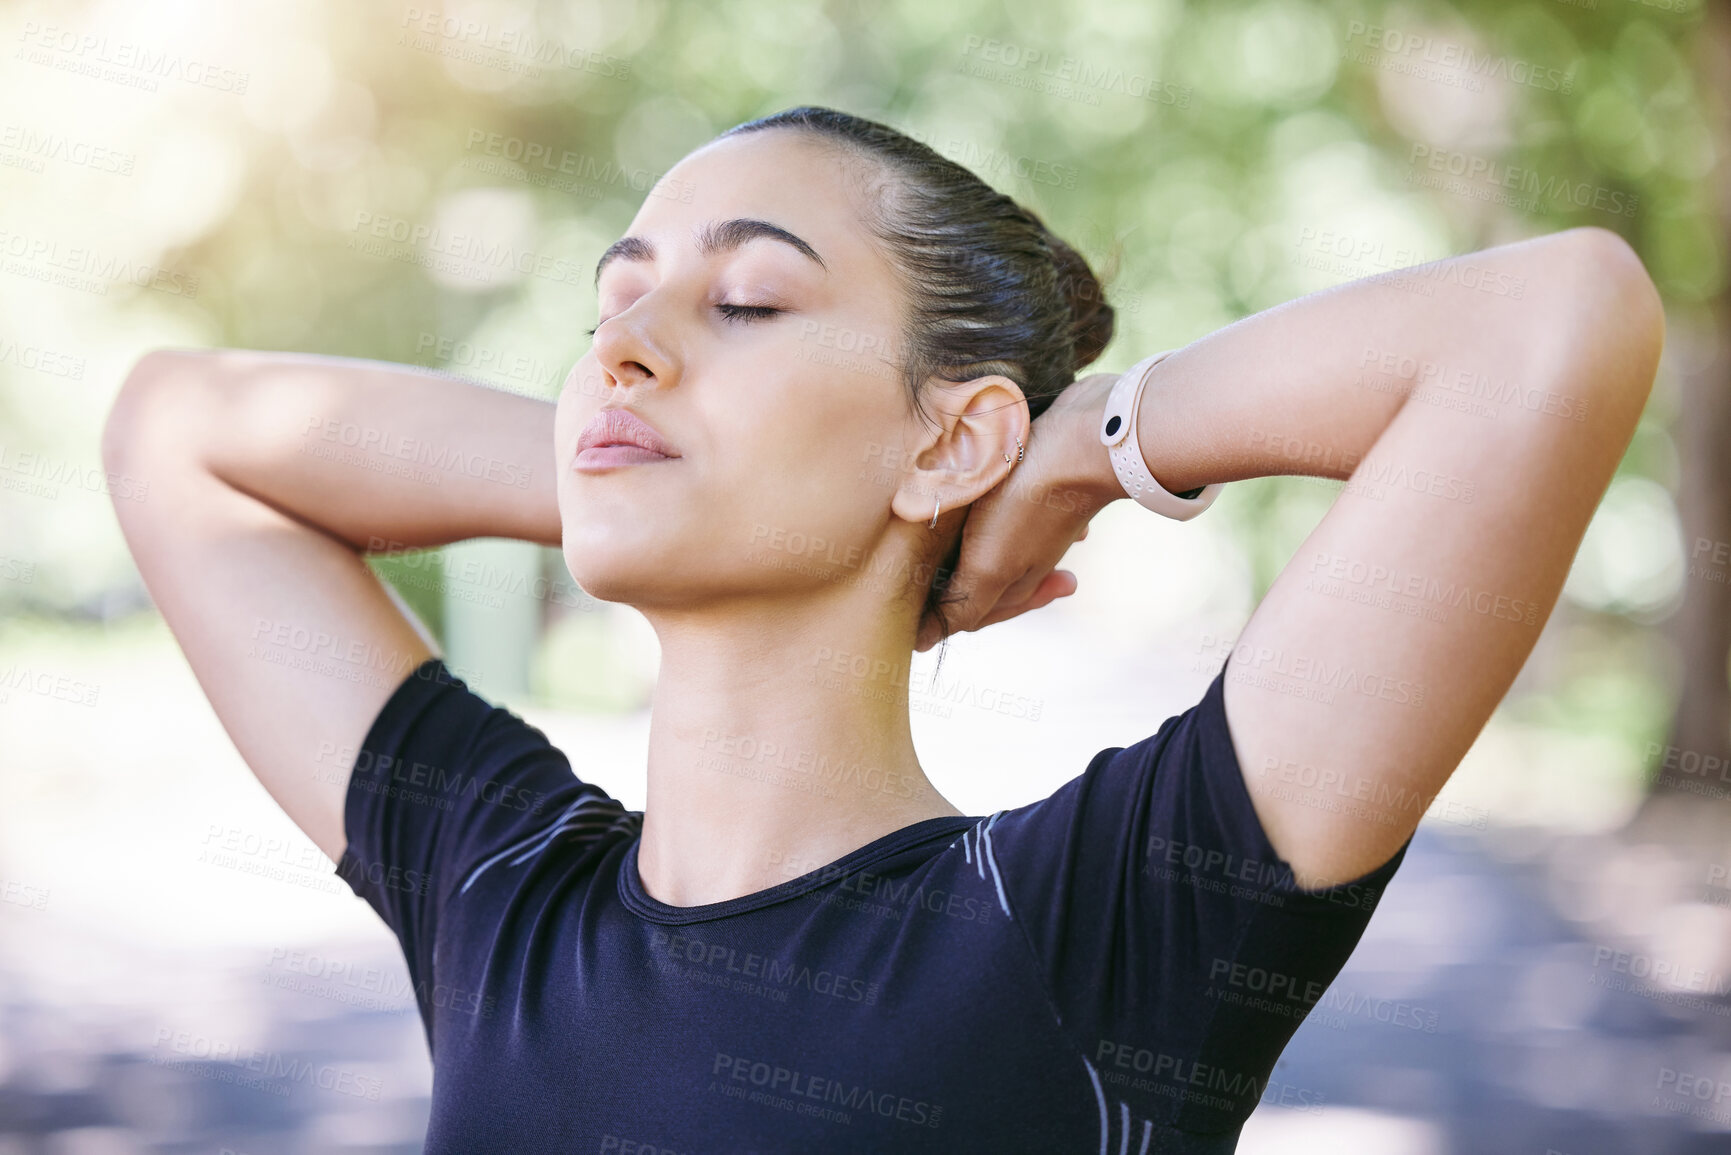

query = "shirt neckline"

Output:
[[617, 814, 980, 925]]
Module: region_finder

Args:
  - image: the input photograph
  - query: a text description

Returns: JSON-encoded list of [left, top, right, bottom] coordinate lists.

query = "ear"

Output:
[[890, 374, 1030, 527]]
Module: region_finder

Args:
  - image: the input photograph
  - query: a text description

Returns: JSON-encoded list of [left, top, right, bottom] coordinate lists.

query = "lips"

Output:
[[575, 407, 680, 470]]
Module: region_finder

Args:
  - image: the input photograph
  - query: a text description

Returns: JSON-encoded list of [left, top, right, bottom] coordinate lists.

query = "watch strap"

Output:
[[1097, 350, 1223, 521]]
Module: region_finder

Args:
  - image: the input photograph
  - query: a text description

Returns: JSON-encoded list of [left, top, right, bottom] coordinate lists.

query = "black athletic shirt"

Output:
[[335, 656, 1408, 1154]]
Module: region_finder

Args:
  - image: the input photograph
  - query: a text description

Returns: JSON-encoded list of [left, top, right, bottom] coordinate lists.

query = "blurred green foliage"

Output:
[[164, 0, 1715, 599], [0, 0, 1715, 747]]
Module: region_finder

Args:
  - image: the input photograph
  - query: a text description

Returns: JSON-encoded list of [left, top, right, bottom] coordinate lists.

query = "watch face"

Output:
[[1101, 372, 1139, 446]]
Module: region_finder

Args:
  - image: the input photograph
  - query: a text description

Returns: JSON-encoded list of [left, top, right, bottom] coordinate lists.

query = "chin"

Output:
[[560, 536, 649, 605], [557, 518, 695, 608]]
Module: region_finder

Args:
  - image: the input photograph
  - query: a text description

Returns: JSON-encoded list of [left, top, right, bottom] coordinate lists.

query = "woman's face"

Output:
[[553, 130, 943, 615]]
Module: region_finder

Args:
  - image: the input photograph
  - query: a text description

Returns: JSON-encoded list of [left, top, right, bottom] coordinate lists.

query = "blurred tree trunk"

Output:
[[1630, 0, 1731, 837]]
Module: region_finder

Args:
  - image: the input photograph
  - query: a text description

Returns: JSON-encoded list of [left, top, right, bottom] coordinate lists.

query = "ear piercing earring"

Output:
[[932, 437, 1023, 530]]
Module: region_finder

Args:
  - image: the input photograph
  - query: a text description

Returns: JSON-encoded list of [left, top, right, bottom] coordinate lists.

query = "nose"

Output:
[[591, 302, 675, 393]]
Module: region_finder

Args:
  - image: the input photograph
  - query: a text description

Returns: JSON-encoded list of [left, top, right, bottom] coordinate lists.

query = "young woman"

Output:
[[102, 107, 1662, 1152]]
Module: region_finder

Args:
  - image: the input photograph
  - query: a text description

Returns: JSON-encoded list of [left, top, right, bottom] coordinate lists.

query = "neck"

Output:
[[635, 589, 963, 906]]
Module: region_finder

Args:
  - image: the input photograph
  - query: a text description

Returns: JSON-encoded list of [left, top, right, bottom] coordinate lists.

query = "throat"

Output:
[[635, 773, 963, 908]]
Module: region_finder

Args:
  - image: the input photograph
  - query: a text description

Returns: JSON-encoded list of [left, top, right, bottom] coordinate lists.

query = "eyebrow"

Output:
[[592, 218, 827, 287]]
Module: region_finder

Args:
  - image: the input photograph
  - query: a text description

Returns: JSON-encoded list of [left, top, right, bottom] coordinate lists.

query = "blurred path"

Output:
[[5, 826, 1731, 1152], [2, 610, 1720, 1152], [1245, 824, 1731, 1155]]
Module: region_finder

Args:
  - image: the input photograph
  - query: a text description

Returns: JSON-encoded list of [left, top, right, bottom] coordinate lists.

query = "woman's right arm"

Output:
[[100, 349, 566, 864]]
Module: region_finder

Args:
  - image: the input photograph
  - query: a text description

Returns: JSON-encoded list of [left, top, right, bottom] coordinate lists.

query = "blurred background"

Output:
[[0, 0, 1725, 1151]]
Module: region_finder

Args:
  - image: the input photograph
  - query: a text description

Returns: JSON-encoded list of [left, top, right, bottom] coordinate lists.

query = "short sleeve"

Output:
[[334, 657, 623, 1036], [988, 660, 1410, 1136]]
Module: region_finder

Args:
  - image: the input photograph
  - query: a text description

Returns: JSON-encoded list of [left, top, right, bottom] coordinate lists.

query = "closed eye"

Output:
[[716, 303, 781, 323], [584, 303, 781, 338]]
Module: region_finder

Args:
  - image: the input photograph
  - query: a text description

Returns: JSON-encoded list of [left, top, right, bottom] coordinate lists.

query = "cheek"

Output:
[[712, 402, 894, 542]]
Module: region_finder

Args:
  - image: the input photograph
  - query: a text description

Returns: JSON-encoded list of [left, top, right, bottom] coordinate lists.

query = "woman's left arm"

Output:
[[938, 226, 1664, 887]]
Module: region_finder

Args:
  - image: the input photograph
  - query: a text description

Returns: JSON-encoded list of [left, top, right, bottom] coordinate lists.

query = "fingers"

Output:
[[942, 519, 1078, 630], [923, 525, 1080, 647], [913, 569, 1078, 652], [973, 570, 1077, 630]]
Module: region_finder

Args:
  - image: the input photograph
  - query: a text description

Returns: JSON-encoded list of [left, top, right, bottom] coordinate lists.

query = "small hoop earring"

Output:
[[929, 496, 941, 529], [1004, 436, 1024, 466]]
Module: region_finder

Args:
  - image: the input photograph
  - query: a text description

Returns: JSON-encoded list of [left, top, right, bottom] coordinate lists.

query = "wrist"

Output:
[[1093, 351, 1224, 518], [1055, 371, 1132, 512]]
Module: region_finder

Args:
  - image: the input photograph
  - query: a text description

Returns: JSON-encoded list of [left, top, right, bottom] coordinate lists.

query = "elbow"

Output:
[[101, 348, 200, 474], [1552, 227, 1665, 417]]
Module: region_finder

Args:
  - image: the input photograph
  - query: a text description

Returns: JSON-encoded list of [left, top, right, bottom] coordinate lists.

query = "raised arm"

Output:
[[1110, 226, 1663, 885], [100, 350, 563, 862]]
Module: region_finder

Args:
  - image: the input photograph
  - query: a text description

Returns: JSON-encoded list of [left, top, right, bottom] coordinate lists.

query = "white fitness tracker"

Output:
[[1097, 349, 1223, 521]]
